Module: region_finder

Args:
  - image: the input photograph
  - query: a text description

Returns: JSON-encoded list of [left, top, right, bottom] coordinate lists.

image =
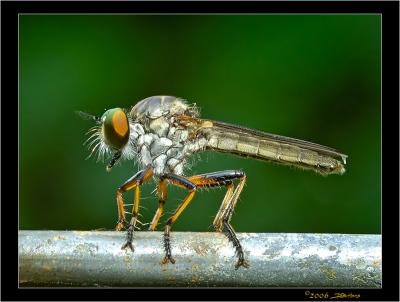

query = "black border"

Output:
[[2, 1, 399, 301]]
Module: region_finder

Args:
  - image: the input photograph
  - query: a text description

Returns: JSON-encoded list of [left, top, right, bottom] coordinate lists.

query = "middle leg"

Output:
[[148, 178, 168, 231], [159, 174, 197, 264]]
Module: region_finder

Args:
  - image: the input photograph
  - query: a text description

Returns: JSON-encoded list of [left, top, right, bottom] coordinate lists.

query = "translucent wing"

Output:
[[196, 119, 347, 175]]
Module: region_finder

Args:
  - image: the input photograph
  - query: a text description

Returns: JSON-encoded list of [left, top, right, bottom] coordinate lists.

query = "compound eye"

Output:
[[101, 108, 129, 150]]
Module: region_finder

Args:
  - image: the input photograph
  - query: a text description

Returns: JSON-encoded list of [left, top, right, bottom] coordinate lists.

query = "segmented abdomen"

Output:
[[200, 121, 347, 175]]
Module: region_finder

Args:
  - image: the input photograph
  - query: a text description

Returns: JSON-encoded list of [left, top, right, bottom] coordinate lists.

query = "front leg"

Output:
[[115, 168, 153, 251], [115, 190, 127, 231]]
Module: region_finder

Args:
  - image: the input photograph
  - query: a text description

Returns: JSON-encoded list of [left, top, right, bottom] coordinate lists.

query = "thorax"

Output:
[[129, 117, 207, 176]]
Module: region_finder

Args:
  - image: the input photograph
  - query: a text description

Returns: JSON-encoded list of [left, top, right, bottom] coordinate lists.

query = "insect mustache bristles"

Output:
[[85, 125, 100, 135], [97, 143, 109, 163], [87, 137, 101, 151], [85, 140, 101, 160], [84, 132, 100, 147], [83, 124, 104, 160]]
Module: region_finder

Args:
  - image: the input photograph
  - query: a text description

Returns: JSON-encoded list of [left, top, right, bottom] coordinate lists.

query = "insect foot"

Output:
[[161, 255, 176, 265], [235, 259, 250, 270], [162, 224, 176, 264], [121, 241, 134, 252], [121, 228, 135, 252]]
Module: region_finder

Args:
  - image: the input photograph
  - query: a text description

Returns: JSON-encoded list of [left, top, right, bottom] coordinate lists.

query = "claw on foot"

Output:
[[121, 241, 134, 252], [162, 256, 175, 265], [235, 259, 249, 269]]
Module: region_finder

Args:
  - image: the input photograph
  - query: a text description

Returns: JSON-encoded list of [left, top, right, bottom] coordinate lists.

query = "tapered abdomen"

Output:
[[200, 120, 347, 175]]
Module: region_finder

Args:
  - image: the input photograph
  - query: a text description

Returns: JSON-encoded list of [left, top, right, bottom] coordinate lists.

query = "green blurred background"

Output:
[[19, 15, 380, 234]]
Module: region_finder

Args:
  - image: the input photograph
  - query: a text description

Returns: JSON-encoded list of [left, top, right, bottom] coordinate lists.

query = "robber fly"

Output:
[[79, 95, 347, 269]]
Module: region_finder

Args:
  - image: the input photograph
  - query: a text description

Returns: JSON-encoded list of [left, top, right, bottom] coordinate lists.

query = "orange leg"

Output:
[[159, 170, 249, 268], [159, 174, 197, 264], [212, 183, 234, 232], [219, 174, 248, 269], [148, 179, 167, 231], [115, 190, 127, 231], [115, 168, 153, 251], [190, 170, 248, 268]]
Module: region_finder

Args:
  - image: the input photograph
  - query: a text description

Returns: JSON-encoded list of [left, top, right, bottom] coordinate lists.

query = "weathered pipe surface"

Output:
[[19, 231, 381, 287]]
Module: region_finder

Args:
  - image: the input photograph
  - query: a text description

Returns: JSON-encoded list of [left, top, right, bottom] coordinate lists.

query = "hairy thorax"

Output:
[[128, 96, 207, 176]]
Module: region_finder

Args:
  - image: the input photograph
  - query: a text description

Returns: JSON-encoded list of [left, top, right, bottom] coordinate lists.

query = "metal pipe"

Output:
[[19, 231, 381, 287]]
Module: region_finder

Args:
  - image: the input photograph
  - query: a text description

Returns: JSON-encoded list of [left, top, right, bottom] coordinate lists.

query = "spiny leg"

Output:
[[191, 170, 248, 269], [159, 174, 197, 264], [221, 173, 248, 269], [148, 179, 167, 231], [212, 182, 234, 232], [115, 169, 143, 231], [189, 170, 238, 232], [116, 190, 127, 231], [159, 170, 248, 268], [160, 172, 233, 264], [116, 168, 153, 251]]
